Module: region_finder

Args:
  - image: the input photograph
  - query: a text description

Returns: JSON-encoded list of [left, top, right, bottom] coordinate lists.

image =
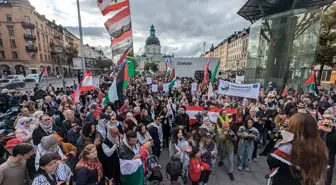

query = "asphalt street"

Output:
[[23, 77, 78, 90]]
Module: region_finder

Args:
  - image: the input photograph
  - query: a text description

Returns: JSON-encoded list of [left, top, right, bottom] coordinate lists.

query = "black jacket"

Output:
[[32, 124, 63, 145], [325, 129, 336, 152], [175, 113, 189, 128]]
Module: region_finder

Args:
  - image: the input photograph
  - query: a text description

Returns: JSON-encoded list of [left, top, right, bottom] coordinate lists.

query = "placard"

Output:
[[151, 84, 158, 92], [146, 77, 152, 84], [92, 78, 100, 88], [191, 83, 197, 92], [163, 83, 169, 92], [218, 80, 260, 99], [235, 75, 245, 84]]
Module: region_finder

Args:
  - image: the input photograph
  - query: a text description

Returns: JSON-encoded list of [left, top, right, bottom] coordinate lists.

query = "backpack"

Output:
[[146, 154, 162, 182], [165, 155, 183, 181]]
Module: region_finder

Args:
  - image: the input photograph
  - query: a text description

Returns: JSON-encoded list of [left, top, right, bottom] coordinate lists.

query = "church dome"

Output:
[[145, 25, 160, 46]]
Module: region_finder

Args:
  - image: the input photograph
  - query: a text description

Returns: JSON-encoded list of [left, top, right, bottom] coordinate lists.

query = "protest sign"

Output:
[[191, 83, 197, 92], [152, 84, 158, 92], [146, 77, 152, 84], [218, 80, 260, 99], [92, 78, 100, 88], [163, 83, 169, 92]]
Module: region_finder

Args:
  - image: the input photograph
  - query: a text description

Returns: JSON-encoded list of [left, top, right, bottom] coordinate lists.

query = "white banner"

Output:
[[217, 80, 260, 99], [92, 78, 100, 88], [151, 84, 158, 92], [163, 83, 169, 92], [174, 80, 181, 88], [146, 77, 152, 84], [191, 83, 197, 92], [235, 75, 245, 84]]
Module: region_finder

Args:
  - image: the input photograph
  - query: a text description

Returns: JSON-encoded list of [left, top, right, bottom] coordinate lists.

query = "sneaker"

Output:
[[228, 173, 234, 181], [218, 161, 224, 167], [245, 168, 250, 172], [253, 158, 258, 162], [238, 166, 242, 171]]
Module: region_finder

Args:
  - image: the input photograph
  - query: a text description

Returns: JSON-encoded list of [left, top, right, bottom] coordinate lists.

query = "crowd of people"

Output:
[[0, 72, 334, 185]]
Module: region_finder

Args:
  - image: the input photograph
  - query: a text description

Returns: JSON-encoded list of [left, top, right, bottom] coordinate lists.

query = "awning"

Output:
[[237, 0, 334, 22]]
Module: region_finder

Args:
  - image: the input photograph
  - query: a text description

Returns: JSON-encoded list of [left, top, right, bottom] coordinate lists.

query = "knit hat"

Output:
[[41, 135, 58, 150], [17, 117, 31, 126], [39, 153, 57, 167], [51, 133, 63, 142], [5, 138, 21, 148]]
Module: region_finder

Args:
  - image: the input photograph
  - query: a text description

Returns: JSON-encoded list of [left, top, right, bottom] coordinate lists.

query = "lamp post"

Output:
[[54, 45, 66, 88]]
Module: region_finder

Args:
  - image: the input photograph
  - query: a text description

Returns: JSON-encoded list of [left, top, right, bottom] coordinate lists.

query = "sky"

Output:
[[29, 0, 250, 58]]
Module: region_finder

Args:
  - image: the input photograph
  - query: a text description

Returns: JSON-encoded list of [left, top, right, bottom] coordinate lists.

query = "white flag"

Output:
[[208, 83, 214, 99]]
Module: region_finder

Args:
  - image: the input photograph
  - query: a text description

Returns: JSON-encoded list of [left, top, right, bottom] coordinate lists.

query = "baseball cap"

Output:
[[5, 138, 21, 148]]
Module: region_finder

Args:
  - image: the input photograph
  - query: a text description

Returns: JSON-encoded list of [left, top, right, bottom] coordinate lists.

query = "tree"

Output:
[[64, 42, 79, 72], [315, 4, 336, 84], [144, 62, 159, 72]]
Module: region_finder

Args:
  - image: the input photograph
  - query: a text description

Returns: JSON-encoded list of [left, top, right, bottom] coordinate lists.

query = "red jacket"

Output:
[[189, 157, 210, 182]]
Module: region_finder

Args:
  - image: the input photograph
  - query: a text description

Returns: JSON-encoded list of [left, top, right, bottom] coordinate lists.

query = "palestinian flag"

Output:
[[168, 78, 176, 89], [304, 72, 318, 95], [105, 61, 128, 103], [281, 85, 288, 97], [204, 61, 209, 84], [147, 69, 155, 76], [169, 68, 175, 79], [120, 157, 144, 185], [35, 66, 46, 84], [211, 60, 220, 84], [126, 56, 135, 78]]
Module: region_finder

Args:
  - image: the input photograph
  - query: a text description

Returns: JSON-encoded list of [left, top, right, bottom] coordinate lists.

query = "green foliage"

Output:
[[315, 4, 336, 82], [144, 62, 158, 72]]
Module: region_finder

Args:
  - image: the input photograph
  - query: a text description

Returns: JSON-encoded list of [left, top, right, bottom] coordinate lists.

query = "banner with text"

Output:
[[217, 80, 260, 99]]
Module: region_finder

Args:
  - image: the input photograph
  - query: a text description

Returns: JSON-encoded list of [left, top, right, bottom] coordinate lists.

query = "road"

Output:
[[23, 77, 78, 90]]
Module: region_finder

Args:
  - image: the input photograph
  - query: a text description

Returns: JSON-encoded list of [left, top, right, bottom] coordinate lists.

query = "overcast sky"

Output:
[[30, 0, 250, 58]]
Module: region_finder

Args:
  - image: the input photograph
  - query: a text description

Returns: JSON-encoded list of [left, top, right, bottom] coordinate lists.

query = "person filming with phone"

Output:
[[318, 110, 336, 185]]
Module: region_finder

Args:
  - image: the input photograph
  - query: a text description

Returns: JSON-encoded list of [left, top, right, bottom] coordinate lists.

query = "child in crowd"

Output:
[[189, 146, 210, 185]]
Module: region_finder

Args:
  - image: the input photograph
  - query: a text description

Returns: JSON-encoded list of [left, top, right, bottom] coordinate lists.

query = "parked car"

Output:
[[5, 75, 25, 81], [24, 74, 38, 82], [0, 79, 25, 89]]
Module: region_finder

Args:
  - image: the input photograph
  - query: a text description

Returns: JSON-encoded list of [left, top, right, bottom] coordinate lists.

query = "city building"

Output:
[[84, 44, 105, 60], [144, 25, 161, 57], [0, 0, 80, 75], [239, 0, 333, 87], [227, 29, 249, 72]]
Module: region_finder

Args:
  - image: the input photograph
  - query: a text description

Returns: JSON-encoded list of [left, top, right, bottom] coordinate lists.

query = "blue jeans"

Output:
[[219, 151, 234, 173], [237, 141, 254, 168], [260, 127, 268, 146]]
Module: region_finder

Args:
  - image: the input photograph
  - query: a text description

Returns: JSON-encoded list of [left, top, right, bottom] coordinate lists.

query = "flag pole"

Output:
[[127, 1, 134, 57], [76, 0, 86, 71]]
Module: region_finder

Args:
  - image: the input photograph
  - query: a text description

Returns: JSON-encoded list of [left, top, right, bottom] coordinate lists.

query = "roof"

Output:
[[0, 0, 31, 6], [238, 0, 334, 22]]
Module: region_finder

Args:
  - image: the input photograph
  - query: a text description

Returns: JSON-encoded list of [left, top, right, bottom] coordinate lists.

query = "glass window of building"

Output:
[[10, 39, 16, 47], [6, 14, 12, 22], [26, 29, 32, 35], [28, 41, 33, 46], [40, 54, 43, 61], [0, 51, 5, 58], [8, 27, 14, 35], [0, 39, 2, 47], [12, 51, 18, 59], [24, 16, 30, 23]]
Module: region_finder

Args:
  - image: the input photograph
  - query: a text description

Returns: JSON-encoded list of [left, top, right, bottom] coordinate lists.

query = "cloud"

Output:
[[30, 0, 250, 58]]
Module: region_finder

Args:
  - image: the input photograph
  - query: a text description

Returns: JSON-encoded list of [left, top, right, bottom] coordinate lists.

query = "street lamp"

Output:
[[53, 45, 66, 88]]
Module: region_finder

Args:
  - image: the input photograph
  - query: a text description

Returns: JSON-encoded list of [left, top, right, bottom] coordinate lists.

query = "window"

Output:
[[37, 31, 40, 39], [38, 43, 41, 50], [40, 54, 43, 61], [30, 53, 36, 60], [24, 16, 30, 23], [28, 41, 33, 46], [12, 51, 18, 59], [45, 55, 47, 61], [0, 39, 2, 47], [36, 22, 38, 28], [6, 14, 12, 22], [0, 51, 4, 59], [26, 29, 32, 35], [321, 71, 332, 82], [8, 27, 14, 35], [10, 39, 16, 47]]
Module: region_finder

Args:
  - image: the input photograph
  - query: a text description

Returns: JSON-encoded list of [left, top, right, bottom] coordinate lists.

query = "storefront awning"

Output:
[[237, 0, 334, 22]]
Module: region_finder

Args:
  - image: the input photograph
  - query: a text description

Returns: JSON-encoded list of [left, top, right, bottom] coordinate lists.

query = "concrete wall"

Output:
[[170, 57, 219, 77]]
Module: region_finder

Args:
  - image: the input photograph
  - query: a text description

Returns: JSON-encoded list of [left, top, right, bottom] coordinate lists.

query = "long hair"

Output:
[[79, 144, 96, 161], [287, 113, 328, 185], [170, 127, 183, 144]]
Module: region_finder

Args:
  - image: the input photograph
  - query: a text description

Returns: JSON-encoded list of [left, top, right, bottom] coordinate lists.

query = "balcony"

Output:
[[26, 46, 38, 52], [50, 41, 63, 47], [24, 34, 36, 40], [21, 21, 36, 29], [54, 35, 61, 40]]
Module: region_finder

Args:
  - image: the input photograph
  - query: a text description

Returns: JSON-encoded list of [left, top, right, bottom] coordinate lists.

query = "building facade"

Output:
[[143, 25, 161, 57], [0, 0, 80, 76], [227, 29, 249, 71]]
